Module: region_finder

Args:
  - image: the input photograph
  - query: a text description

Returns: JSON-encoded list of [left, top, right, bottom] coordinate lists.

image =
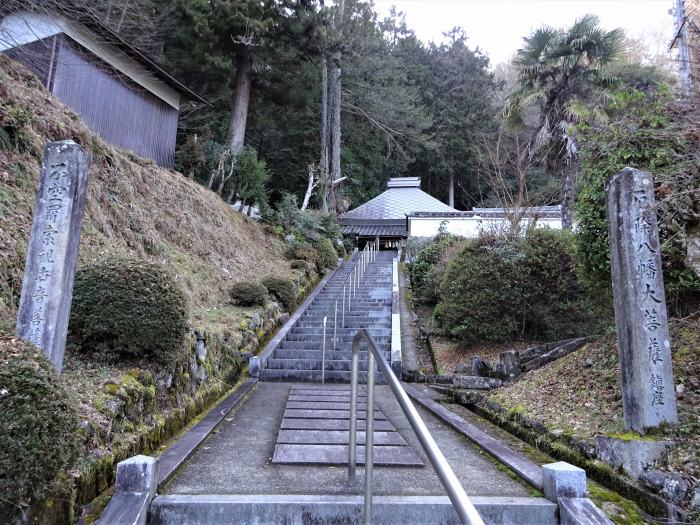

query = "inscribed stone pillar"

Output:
[[606, 167, 678, 432], [16, 140, 91, 371]]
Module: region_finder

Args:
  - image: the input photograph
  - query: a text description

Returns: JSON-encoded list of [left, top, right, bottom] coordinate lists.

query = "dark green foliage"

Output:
[[316, 237, 338, 272], [436, 235, 524, 344], [410, 235, 463, 304], [284, 239, 317, 263], [69, 257, 189, 361], [0, 337, 80, 515], [230, 281, 268, 307], [574, 87, 700, 316], [261, 276, 297, 310], [436, 230, 592, 345], [291, 259, 313, 276]]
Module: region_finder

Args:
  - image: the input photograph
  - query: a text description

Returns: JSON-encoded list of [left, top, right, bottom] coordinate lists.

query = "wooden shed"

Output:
[[0, 10, 205, 168]]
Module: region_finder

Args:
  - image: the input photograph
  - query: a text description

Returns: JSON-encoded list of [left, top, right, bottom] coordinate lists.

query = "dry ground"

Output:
[[0, 55, 293, 332]]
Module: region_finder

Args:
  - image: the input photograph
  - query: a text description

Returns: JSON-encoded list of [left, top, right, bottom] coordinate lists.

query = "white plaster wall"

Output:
[[408, 216, 563, 238], [0, 11, 181, 109]]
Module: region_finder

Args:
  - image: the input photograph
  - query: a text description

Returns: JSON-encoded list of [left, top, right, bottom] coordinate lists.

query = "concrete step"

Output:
[[259, 369, 386, 384], [288, 331, 391, 340], [150, 495, 559, 525], [272, 443, 423, 466], [266, 358, 388, 372], [273, 349, 390, 360], [283, 334, 391, 343]]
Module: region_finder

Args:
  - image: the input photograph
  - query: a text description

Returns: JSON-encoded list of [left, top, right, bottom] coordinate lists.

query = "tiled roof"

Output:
[[341, 224, 407, 237], [471, 206, 562, 219], [341, 186, 457, 221]]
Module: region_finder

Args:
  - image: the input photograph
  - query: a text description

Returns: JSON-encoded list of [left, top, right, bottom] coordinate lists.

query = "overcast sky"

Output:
[[373, 0, 674, 65]]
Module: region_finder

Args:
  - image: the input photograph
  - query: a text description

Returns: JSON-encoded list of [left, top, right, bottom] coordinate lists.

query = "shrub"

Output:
[[230, 281, 268, 306], [436, 234, 525, 344], [261, 276, 297, 310], [435, 230, 592, 345], [316, 237, 338, 272], [291, 259, 313, 276], [0, 337, 80, 516], [284, 239, 317, 263], [69, 257, 188, 361], [410, 234, 463, 304]]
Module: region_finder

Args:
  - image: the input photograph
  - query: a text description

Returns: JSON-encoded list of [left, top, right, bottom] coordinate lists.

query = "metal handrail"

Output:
[[320, 239, 379, 383], [348, 329, 485, 525]]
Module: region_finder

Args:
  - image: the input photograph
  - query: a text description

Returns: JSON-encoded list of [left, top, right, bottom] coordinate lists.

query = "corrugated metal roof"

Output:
[[342, 186, 457, 221], [341, 224, 407, 237]]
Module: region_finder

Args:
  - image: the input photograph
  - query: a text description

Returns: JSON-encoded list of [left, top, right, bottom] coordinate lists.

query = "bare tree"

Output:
[[477, 130, 536, 236]]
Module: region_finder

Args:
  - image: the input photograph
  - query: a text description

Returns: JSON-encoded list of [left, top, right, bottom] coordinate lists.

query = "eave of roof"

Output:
[[74, 14, 208, 105]]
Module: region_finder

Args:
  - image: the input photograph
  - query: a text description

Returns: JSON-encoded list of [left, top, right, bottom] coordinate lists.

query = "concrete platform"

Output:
[[162, 382, 532, 498], [150, 494, 558, 525]]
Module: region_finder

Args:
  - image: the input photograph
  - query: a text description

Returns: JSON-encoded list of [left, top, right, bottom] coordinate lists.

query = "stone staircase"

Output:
[[259, 250, 396, 383]]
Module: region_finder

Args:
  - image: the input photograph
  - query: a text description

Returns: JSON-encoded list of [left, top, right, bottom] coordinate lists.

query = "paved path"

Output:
[[163, 382, 530, 498]]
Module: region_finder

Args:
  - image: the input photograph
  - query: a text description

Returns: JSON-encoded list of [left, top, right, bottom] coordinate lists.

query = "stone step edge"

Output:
[[402, 382, 544, 490], [149, 494, 558, 525]]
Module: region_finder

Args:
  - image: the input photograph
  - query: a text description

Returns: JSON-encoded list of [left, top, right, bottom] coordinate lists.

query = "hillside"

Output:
[[0, 55, 291, 332], [0, 56, 306, 522]]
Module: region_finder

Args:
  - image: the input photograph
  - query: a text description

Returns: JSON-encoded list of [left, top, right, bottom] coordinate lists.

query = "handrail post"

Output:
[[364, 349, 375, 525], [348, 329, 485, 525], [321, 316, 327, 384], [348, 336, 360, 481], [333, 299, 338, 349]]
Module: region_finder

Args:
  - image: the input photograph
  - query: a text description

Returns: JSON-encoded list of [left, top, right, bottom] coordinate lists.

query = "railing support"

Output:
[[321, 317, 327, 384], [348, 330, 484, 525], [333, 299, 338, 349]]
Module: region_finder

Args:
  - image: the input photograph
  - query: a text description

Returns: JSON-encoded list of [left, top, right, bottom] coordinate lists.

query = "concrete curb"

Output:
[[403, 382, 544, 489], [98, 455, 158, 525], [249, 256, 349, 377], [149, 494, 558, 525], [157, 378, 258, 486], [390, 257, 402, 378]]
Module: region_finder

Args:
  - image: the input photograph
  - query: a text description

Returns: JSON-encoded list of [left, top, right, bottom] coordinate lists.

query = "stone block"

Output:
[[115, 455, 159, 495], [606, 167, 678, 431], [499, 350, 521, 379], [639, 470, 690, 505], [558, 497, 614, 525], [16, 140, 91, 371], [451, 375, 502, 390], [542, 461, 587, 501], [595, 436, 673, 479], [100, 455, 159, 525]]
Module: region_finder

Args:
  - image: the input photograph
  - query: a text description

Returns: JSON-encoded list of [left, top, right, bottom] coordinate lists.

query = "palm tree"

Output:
[[509, 15, 626, 228]]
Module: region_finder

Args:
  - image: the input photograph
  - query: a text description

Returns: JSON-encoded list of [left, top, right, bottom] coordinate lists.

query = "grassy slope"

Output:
[[0, 55, 292, 332], [489, 316, 700, 485]]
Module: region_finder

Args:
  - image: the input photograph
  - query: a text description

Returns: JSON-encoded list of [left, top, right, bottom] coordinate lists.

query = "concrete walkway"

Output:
[[163, 382, 531, 498]]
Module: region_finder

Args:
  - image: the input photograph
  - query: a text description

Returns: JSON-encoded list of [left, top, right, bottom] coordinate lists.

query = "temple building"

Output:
[[340, 177, 562, 245]]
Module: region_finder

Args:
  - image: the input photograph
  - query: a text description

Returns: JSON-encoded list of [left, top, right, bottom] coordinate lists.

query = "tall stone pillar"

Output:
[[16, 140, 91, 371], [606, 167, 678, 432]]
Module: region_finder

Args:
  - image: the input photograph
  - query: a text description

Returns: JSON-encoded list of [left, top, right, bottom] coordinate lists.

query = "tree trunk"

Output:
[[227, 48, 252, 155], [561, 156, 578, 229], [302, 165, 315, 211], [328, 0, 345, 212], [448, 172, 455, 208], [320, 54, 330, 212]]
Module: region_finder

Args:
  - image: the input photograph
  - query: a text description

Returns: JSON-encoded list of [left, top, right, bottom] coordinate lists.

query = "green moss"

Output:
[[588, 481, 648, 525], [606, 431, 658, 442], [507, 404, 526, 416]]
